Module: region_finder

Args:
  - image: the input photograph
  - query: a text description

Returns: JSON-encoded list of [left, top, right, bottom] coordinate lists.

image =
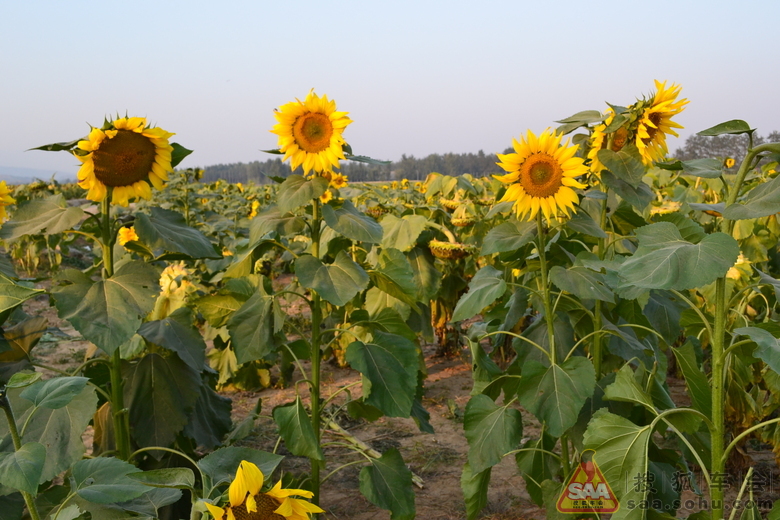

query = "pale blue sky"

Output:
[[1, 0, 778, 179]]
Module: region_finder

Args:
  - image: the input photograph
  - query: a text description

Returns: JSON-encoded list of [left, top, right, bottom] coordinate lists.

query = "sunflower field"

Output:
[[0, 83, 779, 520]]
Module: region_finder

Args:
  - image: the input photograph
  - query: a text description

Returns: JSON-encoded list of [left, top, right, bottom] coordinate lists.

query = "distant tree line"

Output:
[[673, 130, 780, 163], [202, 150, 506, 184]]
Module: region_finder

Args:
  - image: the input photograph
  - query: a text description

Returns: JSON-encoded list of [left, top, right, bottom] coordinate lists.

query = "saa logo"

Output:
[[556, 451, 619, 513]]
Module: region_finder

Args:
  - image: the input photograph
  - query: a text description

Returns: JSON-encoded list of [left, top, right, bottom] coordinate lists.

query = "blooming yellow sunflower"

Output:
[[635, 80, 688, 164], [249, 200, 260, 218], [117, 225, 139, 246], [75, 117, 174, 206], [495, 129, 588, 221], [204, 461, 323, 520], [329, 172, 348, 189], [271, 90, 352, 176], [0, 181, 16, 222], [586, 109, 630, 177], [319, 190, 333, 204]]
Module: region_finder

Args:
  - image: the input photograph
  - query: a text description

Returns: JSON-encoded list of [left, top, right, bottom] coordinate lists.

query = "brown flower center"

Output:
[[642, 112, 663, 144], [519, 153, 563, 198], [227, 493, 285, 520], [92, 130, 156, 187], [292, 112, 333, 153], [611, 127, 628, 151]]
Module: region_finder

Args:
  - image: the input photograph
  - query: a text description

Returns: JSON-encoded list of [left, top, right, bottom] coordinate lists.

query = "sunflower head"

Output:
[[118, 225, 139, 246], [634, 80, 688, 164], [0, 181, 16, 223], [271, 90, 352, 176], [203, 460, 324, 520], [586, 109, 631, 177], [494, 129, 587, 222], [73, 117, 174, 206]]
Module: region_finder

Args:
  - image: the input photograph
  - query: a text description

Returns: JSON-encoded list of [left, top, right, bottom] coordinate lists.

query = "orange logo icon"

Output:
[[556, 450, 619, 513]]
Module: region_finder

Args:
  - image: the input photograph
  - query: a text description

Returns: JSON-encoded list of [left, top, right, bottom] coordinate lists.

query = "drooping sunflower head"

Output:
[[203, 460, 324, 520], [75, 117, 174, 206], [634, 80, 688, 164], [494, 129, 588, 222], [271, 90, 352, 176], [586, 109, 630, 177], [0, 181, 16, 222]]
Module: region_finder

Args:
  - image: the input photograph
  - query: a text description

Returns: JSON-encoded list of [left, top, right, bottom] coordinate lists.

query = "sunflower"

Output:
[[271, 90, 352, 176], [75, 117, 174, 206], [319, 190, 333, 204], [204, 460, 323, 520], [117, 225, 139, 246], [635, 80, 688, 164], [249, 200, 260, 218], [329, 172, 348, 189], [586, 109, 630, 177], [495, 129, 588, 221], [0, 181, 16, 222]]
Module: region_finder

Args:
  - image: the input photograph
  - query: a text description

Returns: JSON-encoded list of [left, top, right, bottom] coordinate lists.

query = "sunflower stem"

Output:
[[0, 390, 42, 520], [536, 213, 556, 365], [310, 197, 323, 511], [592, 190, 609, 379]]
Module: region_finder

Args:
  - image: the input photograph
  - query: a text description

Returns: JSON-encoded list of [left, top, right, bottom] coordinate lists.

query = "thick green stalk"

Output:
[[0, 393, 42, 520], [310, 198, 323, 508], [101, 194, 131, 461], [536, 214, 556, 364], [592, 192, 609, 378]]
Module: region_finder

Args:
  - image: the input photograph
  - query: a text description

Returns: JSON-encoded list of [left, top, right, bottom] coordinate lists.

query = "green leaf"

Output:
[[346, 332, 418, 417], [369, 248, 420, 310], [464, 394, 523, 473], [322, 200, 383, 243], [566, 211, 608, 238], [644, 291, 684, 345], [697, 119, 754, 136], [359, 449, 415, 520], [51, 261, 159, 355], [583, 410, 652, 520], [71, 458, 148, 504], [122, 353, 201, 449], [407, 247, 442, 301], [0, 195, 84, 242], [452, 266, 507, 322], [347, 400, 383, 422], [362, 307, 417, 342], [618, 222, 739, 290], [30, 137, 81, 152], [295, 252, 369, 307], [603, 364, 655, 411], [183, 380, 233, 449], [272, 396, 324, 460], [461, 462, 491, 520], [600, 170, 653, 211], [550, 266, 615, 303], [19, 376, 88, 410], [116, 488, 182, 517], [380, 215, 429, 252], [0, 276, 44, 314], [681, 158, 724, 179], [227, 286, 276, 364], [724, 174, 780, 220], [469, 339, 503, 396], [0, 442, 45, 495], [480, 220, 536, 255], [137, 308, 205, 371], [516, 357, 596, 437], [195, 293, 245, 328], [249, 207, 306, 240], [170, 142, 193, 168], [597, 144, 645, 187], [671, 341, 712, 419], [197, 447, 283, 490], [735, 326, 780, 374], [6, 372, 40, 389], [0, 384, 97, 483], [652, 213, 705, 244], [134, 207, 220, 259], [126, 468, 195, 490], [515, 433, 559, 506], [277, 174, 329, 213]]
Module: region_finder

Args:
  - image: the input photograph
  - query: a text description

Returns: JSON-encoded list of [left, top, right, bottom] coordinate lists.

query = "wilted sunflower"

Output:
[[635, 80, 688, 164], [495, 129, 587, 221], [0, 181, 16, 222], [75, 117, 174, 206], [271, 90, 352, 176], [204, 460, 323, 520]]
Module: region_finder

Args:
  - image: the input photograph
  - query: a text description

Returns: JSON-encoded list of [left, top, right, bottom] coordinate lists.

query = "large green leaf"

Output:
[[480, 220, 536, 255], [122, 353, 201, 449], [369, 248, 420, 309], [249, 207, 306, 241], [0, 384, 97, 483], [0, 195, 84, 241], [516, 357, 595, 437], [600, 170, 653, 211], [461, 463, 491, 520], [182, 380, 233, 449], [464, 394, 523, 473], [70, 457, 148, 504], [550, 266, 614, 303], [407, 247, 441, 301], [277, 175, 329, 213], [359, 448, 415, 520], [0, 276, 44, 314], [566, 211, 607, 238], [322, 200, 383, 243], [452, 266, 507, 322], [603, 364, 656, 411], [272, 396, 323, 460], [515, 433, 559, 506], [51, 261, 160, 355], [227, 286, 276, 364], [644, 291, 684, 345], [671, 341, 712, 419], [0, 442, 45, 495], [115, 488, 182, 518], [735, 326, 780, 374], [134, 207, 220, 259], [618, 222, 739, 291], [126, 468, 195, 490], [137, 308, 205, 371], [197, 447, 283, 492], [598, 144, 645, 187], [724, 174, 780, 220], [19, 376, 87, 410], [346, 331, 418, 417], [295, 252, 369, 307], [380, 214, 428, 252], [195, 293, 245, 328], [583, 409, 652, 520], [697, 119, 754, 136]]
